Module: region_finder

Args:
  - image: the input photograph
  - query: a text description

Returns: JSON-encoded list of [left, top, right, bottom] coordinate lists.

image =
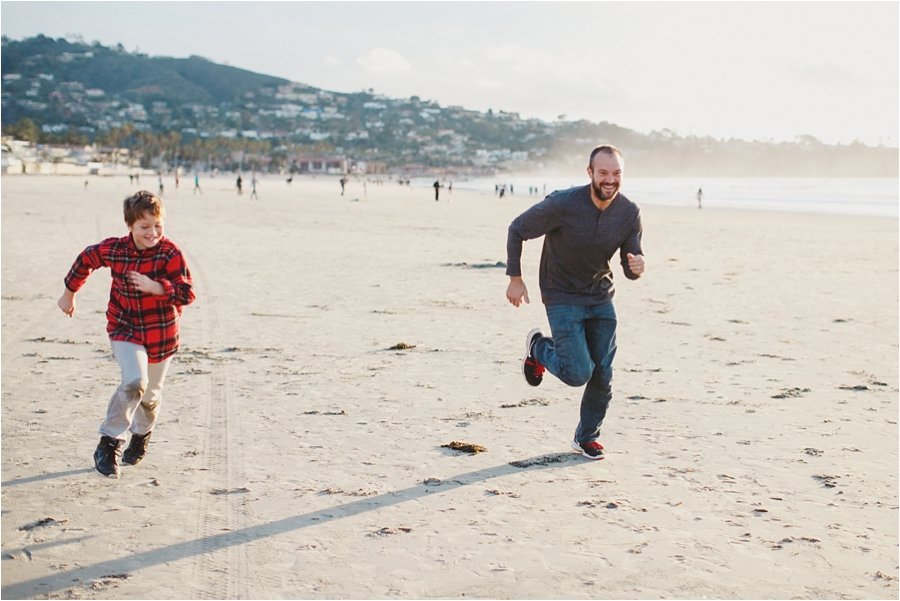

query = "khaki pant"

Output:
[[100, 340, 173, 441]]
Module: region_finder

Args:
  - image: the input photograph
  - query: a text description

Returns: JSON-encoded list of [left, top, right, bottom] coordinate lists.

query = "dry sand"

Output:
[[1, 174, 897, 599]]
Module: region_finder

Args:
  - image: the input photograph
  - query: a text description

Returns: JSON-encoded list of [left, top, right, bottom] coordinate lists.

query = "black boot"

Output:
[[122, 431, 152, 465], [94, 435, 123, 478]]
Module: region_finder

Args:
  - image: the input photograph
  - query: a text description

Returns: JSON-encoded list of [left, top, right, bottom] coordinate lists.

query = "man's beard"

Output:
[[592, 181, 619, 201]]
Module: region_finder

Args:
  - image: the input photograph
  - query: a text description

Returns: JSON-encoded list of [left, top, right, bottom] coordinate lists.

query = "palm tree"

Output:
[[166, 131, 182, 172]]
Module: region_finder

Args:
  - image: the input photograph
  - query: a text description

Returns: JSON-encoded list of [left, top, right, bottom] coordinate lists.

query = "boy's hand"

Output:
[[128, 271, 166, 296], [506, 276, 530, 307], [58, 290, 76, 317]]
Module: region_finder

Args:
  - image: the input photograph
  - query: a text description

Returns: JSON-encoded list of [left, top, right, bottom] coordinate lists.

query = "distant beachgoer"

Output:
[[287, 175, 293, 186], [135, 174, 140, 184], [129, 174, 134, 185], [57, 190, 195, 477], [236, 174, 243, 195], [175, 172, 180, 189], [157, 174, 164, 196], [499, 186, 506, 199], [697, 187, 703, 209], [495, 184, 499, 195], [340, 176, 347, 196], [433, 180, 441, 201], [84, 180, 89, 190], [193, 173, 202, 195], [250, 173, 259, 200], [510, 184, 514, 195], [505, 145, 644, 461]]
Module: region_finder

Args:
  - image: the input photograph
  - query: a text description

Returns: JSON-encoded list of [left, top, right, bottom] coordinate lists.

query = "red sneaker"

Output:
[[522, 328, 545, 386], [572, 439, 605, 460]]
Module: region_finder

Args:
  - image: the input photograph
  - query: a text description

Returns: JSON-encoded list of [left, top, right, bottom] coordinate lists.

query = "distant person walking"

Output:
[[697, 187, 703, 209], [287, 175, 293, 186], [340, 176, 348, 196], [193, 173, 203, 195], [129, 174, 134, 185], [175, 172, 180, 189], [157, 173, 164, 196], [433, 180, 442, 201], [236, 174, 243, 196], [250, 173, 259, 200]]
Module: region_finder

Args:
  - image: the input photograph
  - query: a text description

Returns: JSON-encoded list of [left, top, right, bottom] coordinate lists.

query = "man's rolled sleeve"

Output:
[[505, 195, 561, 278], [620, 212, 644, 280], [506, 226, 525, 277]]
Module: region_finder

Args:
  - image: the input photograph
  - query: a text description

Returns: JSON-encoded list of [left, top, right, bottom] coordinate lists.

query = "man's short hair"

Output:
[[124, 190, 165, 225], [588, 145, 624, 168]]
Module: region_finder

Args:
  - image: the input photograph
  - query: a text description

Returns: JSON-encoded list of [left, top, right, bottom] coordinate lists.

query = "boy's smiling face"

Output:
[[128, 213, 164, 250]]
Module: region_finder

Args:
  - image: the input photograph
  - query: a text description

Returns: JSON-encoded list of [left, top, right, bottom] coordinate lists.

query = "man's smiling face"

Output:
[[588, 152, 624, 203]]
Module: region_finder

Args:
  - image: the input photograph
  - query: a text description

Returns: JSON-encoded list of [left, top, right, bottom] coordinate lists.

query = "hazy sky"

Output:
[[3, 1, 898, 147]]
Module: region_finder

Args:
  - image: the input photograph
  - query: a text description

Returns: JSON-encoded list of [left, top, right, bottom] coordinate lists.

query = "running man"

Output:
[[193, 172, 203, 195], [505, 145, 645, 460]]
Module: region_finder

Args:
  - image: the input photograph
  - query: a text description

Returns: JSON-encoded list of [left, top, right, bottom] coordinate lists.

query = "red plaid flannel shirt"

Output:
[[65, 234, 195, 362]]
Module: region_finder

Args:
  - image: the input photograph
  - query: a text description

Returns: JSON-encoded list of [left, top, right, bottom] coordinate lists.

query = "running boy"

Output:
[[58, 191, 195, 478]]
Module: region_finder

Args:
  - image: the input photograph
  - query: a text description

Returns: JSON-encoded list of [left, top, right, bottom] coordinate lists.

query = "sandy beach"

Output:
[[2, 174, 897, 599]]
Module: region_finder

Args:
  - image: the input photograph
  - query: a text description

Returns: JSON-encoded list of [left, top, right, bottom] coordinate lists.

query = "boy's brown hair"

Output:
[[124, 190, 165, 225]]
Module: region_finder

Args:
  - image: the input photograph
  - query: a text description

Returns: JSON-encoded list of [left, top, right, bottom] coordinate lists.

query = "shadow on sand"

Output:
[[2, 467, 96, 487], [3, 453, 583, 598]]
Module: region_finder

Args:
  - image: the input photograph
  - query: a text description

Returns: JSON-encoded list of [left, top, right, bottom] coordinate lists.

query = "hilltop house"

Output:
[[288, 156, 347, 175]]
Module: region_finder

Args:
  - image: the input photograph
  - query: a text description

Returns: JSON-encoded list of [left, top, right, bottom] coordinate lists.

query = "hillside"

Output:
[[1, 35, 289, 107], [2, 35, 897, 176]]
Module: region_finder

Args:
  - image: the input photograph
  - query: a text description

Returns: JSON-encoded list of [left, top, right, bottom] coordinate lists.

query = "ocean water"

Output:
[[414, 177, 899, 218]]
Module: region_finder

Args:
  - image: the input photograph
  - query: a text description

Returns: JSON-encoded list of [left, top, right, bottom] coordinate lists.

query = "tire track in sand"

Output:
[[187, 251, 251, 599]]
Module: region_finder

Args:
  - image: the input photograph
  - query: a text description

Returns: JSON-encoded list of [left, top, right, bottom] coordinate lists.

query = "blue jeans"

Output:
[[533, 303, 617, 445]]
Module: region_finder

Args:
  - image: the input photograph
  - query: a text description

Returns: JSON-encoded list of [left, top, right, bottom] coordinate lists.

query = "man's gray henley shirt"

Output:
[[506, 185, 643, 306]]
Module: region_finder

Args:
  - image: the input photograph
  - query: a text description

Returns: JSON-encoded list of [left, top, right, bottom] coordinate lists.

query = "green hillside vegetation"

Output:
[[2, 35, 288, 106]]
